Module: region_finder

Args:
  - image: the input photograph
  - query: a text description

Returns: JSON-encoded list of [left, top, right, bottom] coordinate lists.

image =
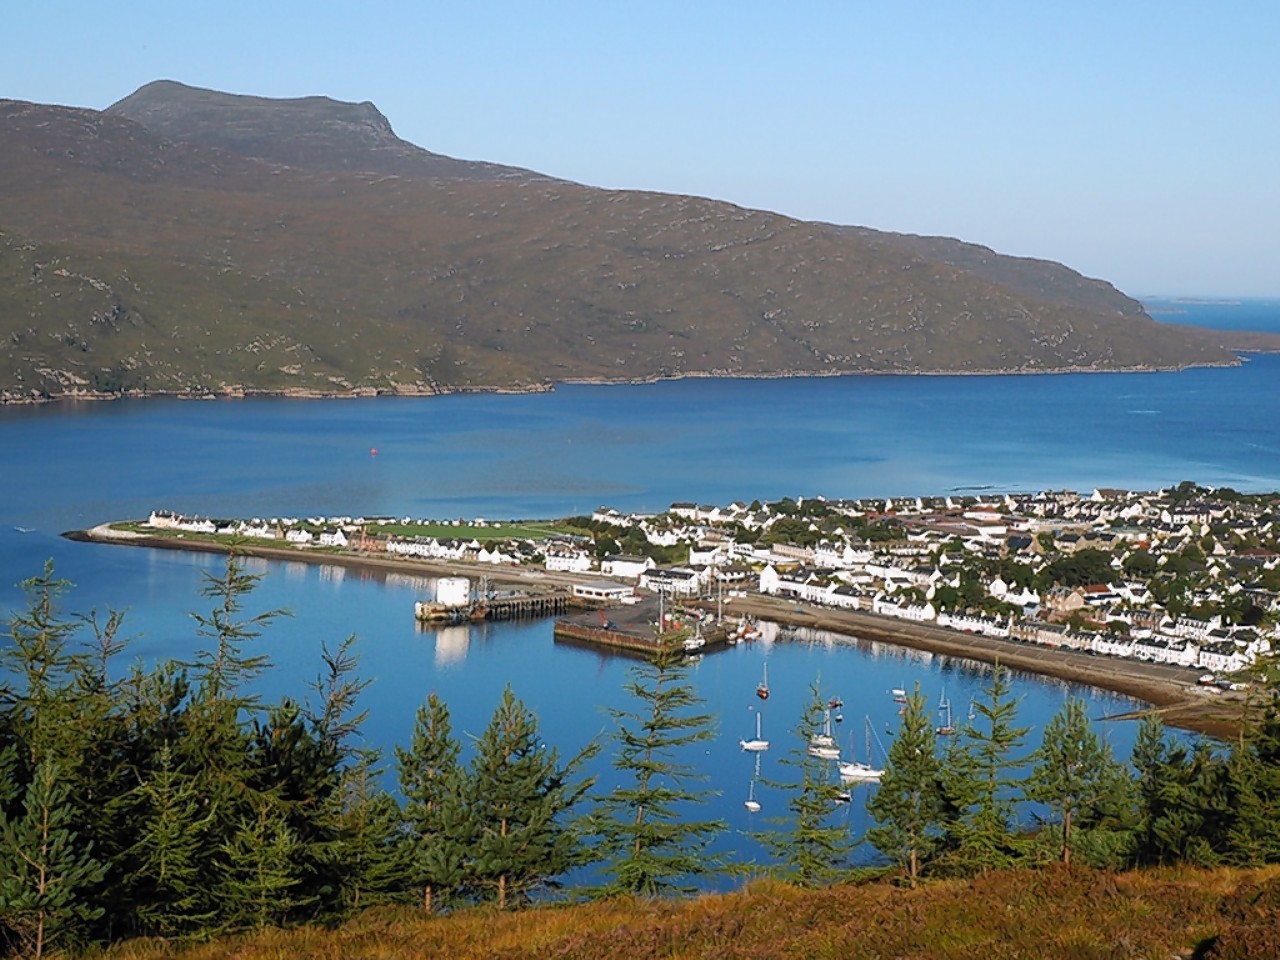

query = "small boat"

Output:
[[808, 709, 841, 760], [936, 690, 955, 736], [740, 711, 769, 752], [839, 716, 885, 783], [891, 687, 907, 704], [744, 754, 762, 812], [756, 662, 770, 701]]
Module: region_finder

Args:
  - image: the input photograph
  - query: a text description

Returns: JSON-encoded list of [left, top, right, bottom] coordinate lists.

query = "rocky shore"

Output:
[[68, 523, 1244, 739]]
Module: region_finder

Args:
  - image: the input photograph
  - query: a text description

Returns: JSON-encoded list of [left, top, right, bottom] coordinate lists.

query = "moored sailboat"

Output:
[[839, 716, 885, 783], [808, 709, 841, 760], [756, 662, 770, 701], [739, 710, 769, 752]]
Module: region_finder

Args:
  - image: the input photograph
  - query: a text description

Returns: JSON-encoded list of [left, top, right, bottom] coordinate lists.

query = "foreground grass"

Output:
[[87, 865, 1280, 960]]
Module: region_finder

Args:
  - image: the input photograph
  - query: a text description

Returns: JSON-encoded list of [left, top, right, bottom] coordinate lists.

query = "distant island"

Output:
[[5, 81, 1279, 403]]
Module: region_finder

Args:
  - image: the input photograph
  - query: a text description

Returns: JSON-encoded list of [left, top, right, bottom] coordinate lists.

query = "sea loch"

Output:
[[1, 298, 1278, 876]]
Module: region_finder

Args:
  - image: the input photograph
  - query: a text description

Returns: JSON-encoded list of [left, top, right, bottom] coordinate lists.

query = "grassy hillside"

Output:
[[88, 866, 1280, 960], [2, 91, 1269, 403]]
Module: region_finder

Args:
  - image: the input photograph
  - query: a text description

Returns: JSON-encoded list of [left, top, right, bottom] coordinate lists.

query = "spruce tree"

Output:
[[867, 683, 944, 886], [0, 757, 106, 958], [397, 692, 467, 912], [126, 742, 217, 938], [186, 551, 285, 705], [757, 681, 853, 887], [941, 664, 1030, 874], [467, 686, 595, 908], [215, 803, 313, 932], [589, 644, 724, 897], [1128, 712, 1170, 866], [1024, 697, 1130, 865], [307, 636, 408, 914]]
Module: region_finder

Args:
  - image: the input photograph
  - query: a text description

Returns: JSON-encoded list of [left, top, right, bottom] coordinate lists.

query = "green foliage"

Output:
[[867, 684, 944, 886], [936, 665, 1031, 874], [756, 682, 854, 887], [396, 692, 466, 912], [466, 686, 596, 909], [1024, 698, 1134, 866], [589, 645, 725, 897], [0, 757, 106, 958], [186, 552, 287, 705]]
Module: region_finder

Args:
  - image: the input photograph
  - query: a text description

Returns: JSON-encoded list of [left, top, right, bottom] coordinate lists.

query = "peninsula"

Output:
[[68, 480, 1280, 739]]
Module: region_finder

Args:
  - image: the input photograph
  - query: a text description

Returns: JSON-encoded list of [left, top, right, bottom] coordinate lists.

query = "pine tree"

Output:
[[186, 551, 285, 705], [1128, 712, 1170, 866], [0, 757, 106, 958], [467, 686, 595, 908], [245, 699, 344, 922], [941, 664, 1030, 874], [1024, 697, 1130, 865], [215, 803, 313, 932], [306, 636, 408, 915], [867, 683, 944, 886], [757, 681, 853, 887], [126, 742, 217, 938], [397, 691, 467, 912], [589, 644, 724, 897]]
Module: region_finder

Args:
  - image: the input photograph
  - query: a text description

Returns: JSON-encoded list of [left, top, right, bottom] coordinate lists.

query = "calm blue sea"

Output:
[[1, 297, 1277, 880]]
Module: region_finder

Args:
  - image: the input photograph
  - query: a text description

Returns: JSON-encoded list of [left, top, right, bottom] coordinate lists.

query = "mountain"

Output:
[[0, 83, 1267, 402], [106, 79, 551, 182]]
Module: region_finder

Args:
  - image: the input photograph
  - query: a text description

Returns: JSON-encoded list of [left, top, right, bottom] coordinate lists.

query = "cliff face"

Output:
[[0, 84, 1259, 402]]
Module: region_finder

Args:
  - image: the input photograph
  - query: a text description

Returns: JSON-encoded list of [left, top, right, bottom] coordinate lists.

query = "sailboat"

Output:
[[808, 709, 841, 760], [756, 662, 770, 701], [891, 686, 907, 704], [744, 753, 762, 812], [936, 690, 955, 736], [739, 710, 769, 752], [839, 716, 884, 783]]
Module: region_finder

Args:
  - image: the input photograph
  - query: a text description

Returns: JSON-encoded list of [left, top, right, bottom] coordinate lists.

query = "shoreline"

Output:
[[5, 355, 1259, 406], [67, 523, 1244, 740]]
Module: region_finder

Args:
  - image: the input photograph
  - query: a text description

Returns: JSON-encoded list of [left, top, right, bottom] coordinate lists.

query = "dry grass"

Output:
[[83, 865, 1280, 960]]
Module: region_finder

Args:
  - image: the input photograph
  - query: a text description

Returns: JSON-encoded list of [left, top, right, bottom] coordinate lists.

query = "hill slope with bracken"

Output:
[[1, 83, 1269, 402], [81, 867, 1280, 960]]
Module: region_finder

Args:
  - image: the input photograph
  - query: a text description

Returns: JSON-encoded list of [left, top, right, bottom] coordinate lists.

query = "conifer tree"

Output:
[[307, 636, 408, 914], [215, 803, 313, 932], [941, 664, 1030, 874], [243, 697, 354, 922], [867, 683, 944, 886], [757, 681, 853, 887], [126, 742, 217, 938], [0, 757, 106, 958], [186, 551, 285, 705], [467, 686, 595, 908], [1128, 712, 1170, 866], [589, 644, 724, 897], [1024, 697, 1130, 865], [397, 692, 467, 912]]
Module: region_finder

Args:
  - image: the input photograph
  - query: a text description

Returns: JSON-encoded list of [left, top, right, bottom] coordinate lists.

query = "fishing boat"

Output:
[[739, 710, 769, 752], [936, 690, 955, 736], [808, 709, 841, 760], [839, 716, 885, 783], [756, 662, 770, 701]]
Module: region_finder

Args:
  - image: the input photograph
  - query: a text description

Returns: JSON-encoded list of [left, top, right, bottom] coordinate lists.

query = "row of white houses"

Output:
[[759, 561, 1266, 676]]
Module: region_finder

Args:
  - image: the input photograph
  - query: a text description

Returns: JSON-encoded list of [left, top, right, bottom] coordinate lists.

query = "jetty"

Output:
[[552, 597, 730, 656]]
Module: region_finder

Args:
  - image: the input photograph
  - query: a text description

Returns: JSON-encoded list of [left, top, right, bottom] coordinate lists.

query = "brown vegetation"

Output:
[[88, 866, 1280, 960]]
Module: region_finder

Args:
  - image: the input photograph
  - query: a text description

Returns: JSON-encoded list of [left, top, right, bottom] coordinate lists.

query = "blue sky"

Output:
[[7, 2, 1278, 297]]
